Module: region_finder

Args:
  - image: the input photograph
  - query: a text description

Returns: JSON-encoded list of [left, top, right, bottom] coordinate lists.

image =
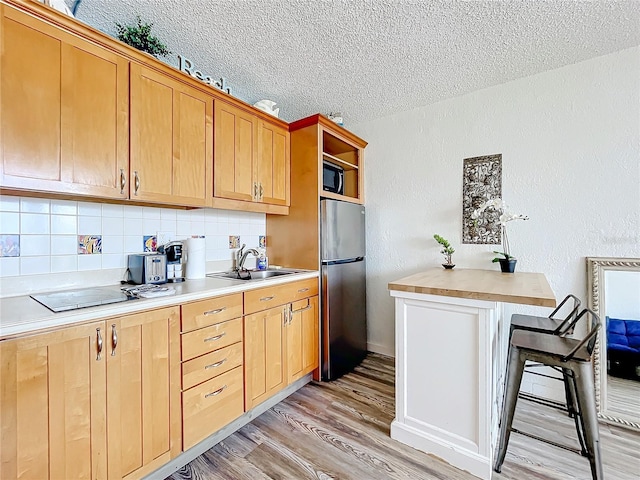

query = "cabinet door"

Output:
[[243, 305, 286, 410], [0, 6, 129, 199], [0, 321, 107, 480], [106, 307, 180, 479], [287, 296, 319, 384], [130, 64, 212, 206], [214, 101, 257, 202], [257, 120, 290, 206]]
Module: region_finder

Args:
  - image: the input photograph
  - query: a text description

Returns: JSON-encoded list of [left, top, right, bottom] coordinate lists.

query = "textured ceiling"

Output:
[[72, 0, 640, 126]]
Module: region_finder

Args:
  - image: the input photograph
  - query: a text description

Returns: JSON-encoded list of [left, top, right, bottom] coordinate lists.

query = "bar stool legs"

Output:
[[574, 362, 604, 480], [494, 347, 526, 473]]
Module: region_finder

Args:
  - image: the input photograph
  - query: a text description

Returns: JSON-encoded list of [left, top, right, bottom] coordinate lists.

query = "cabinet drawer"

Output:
[[181, 318, 242, 361], [182, 341, 243, 390], [244, 277, 318, 314], [182, 366, 244, 450], [181, 293, 243, 332]]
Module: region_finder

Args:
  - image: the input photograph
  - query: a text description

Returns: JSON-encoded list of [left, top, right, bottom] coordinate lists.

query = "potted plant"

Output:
[[115, 16, 171, 58], [433, 234, 455, 269], [471, 198, 528, 273]]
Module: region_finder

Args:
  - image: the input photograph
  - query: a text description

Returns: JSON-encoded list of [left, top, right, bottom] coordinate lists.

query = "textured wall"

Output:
[[351, 47, 640, 398]]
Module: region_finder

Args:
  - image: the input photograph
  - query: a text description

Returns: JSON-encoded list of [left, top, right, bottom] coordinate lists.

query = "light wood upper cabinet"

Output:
[[257, 120, 290, 206], [0, 321, 107, 480], [130, 64, 213, 207], [106, 307, 181, 480], [214, 100, 257, 202], [214, 101, 290, 207], [0, 5, 129, 199], [286, 296, 319, 384]]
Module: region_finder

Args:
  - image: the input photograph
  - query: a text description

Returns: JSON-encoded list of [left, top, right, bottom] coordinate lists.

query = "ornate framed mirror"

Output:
[[587, 257, 640, 430]]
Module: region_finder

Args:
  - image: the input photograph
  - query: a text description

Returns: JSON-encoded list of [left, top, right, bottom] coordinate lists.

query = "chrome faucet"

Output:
[[235, 244, 260, 271]]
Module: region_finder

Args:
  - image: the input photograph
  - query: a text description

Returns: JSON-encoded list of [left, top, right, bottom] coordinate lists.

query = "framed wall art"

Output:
[[462, 154, 502, 244]]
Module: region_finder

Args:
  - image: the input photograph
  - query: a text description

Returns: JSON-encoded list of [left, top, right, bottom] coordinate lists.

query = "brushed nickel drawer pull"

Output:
[[293, 305, 312, 314], [111, 324, 118, 356], [205, 359, 227, 369], [96, 328, 103, 361], [260, 295, 275, 302], [259, 183, 264, 201], [120, 168, 126, 194], [298, 287, 309, 293], [134, 171, 140, 195], [204, 385, 227, 398], [253, 183, 258, 201], [204, 307, 226, 316], [204, 332, 226, 342]]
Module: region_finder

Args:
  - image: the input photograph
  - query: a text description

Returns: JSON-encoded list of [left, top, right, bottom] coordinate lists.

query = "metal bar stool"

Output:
[[495, 308, 603, 480], [509, 294, 581, 413]]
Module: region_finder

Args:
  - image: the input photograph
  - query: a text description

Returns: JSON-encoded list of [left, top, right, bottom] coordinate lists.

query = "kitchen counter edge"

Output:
[[0, 271, 319, 340]]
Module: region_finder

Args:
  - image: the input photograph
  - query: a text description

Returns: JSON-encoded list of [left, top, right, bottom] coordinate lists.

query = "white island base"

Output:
[[388, 269, 556, 480]]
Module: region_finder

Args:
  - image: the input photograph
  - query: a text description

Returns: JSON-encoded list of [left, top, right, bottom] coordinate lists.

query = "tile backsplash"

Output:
[[0, 196, 266, 279]]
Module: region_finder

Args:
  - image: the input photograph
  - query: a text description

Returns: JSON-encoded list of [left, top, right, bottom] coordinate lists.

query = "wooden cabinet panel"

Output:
[[287, 296, 319, 383], [130, 64, 212, 206], [244, 278, 319, 315], [214, 101, 256, 202], [257, 121, 290, 206], [182, 366, 244, 450], [244, 306, 286, 410], [1, 6, 128, 199], [181, 341, 243, 390], [106, 307, 180, 479], [181, 318, 243, 362], [0, 321, 106, 480], [181, 293, 243, 333]]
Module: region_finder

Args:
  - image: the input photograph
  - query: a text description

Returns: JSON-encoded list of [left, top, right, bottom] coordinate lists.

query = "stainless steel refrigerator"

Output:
[[320, 199, 367, 381]]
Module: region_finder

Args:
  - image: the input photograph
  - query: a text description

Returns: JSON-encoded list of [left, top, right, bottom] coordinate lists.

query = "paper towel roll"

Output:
[[185, 237, 206, 279]]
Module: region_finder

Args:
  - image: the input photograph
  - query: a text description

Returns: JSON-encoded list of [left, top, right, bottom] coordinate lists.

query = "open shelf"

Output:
[[322, 152, 358, 171]]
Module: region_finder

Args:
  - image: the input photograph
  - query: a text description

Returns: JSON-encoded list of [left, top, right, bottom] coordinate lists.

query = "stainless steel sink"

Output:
[[206, 269, 301, 281]]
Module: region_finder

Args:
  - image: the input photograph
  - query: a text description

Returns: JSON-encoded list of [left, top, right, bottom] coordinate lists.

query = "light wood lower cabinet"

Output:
[[243, 305, 287, 410], [179, 298, 245, 451], [243, 279, 320, 410], [0, 321, 107, 480], [287, 296, 319, 384], [0, 307, 180, 480], [106, 308, 181, 480]]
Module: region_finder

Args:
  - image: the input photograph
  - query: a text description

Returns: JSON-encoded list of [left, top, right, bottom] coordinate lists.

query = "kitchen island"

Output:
[[388, 268, 555, 480]]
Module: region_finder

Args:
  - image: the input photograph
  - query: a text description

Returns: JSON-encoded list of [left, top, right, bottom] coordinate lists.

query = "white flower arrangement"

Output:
[[471, 198, 528, 261]]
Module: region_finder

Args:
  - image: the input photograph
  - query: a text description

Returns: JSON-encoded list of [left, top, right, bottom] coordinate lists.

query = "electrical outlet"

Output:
[[157, 231, 175, 246]]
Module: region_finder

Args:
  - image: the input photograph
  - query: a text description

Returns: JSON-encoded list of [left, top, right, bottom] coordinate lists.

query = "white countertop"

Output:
[[0, 270, 318, 340]]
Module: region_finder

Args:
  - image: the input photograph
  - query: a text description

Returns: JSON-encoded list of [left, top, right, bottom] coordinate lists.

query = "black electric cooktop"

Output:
[[31, 287, 137, 313]]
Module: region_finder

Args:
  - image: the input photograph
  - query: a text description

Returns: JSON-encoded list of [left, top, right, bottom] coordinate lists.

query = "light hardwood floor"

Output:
[[168, 354, 640, 480]]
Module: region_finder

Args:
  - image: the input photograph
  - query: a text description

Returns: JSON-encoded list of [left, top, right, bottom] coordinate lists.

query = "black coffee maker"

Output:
[[157, 241, 185, 282]]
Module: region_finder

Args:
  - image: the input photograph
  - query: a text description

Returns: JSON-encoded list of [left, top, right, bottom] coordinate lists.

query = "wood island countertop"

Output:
[[388, 268, 556, 307]]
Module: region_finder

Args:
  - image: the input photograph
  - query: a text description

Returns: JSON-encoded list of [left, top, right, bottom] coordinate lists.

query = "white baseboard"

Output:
[[391, 421, 492, 480], [367, 341, 394, 357]]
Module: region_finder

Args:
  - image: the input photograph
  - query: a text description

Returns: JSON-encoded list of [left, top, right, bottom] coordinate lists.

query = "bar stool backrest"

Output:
[[552, 294, 582, 334], [561, 308, 601, 361]]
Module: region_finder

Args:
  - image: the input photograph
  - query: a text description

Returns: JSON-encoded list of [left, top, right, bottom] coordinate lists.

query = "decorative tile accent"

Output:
[[78, 235, 102, 254], [0, 234, 20, 257], [143, 235, 157, 252], [462, 154, 502, 244], [259, 235, 266, 248], [229, 235, 240, 249]]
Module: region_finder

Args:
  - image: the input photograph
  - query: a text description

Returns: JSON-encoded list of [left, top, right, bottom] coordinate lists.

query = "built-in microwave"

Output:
[[323, 161, 344, 195]]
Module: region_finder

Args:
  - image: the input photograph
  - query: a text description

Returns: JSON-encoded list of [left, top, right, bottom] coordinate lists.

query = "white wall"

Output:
[[351, 46, 640, 397]]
